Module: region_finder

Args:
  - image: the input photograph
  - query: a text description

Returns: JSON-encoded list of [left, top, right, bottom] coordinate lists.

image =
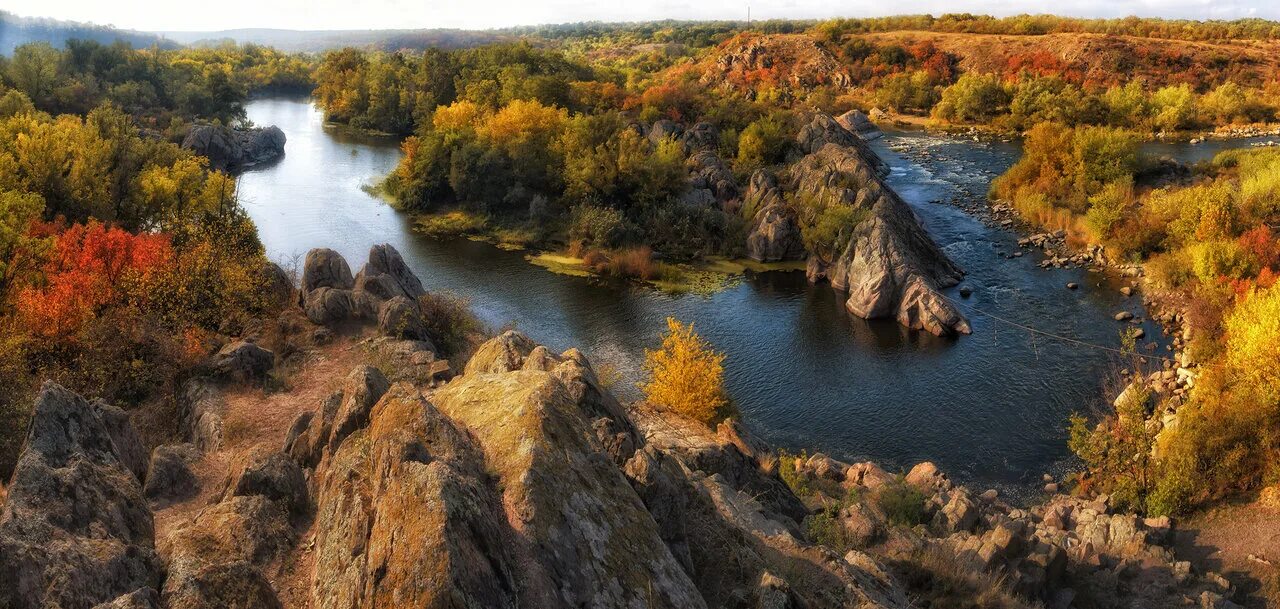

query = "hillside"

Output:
[[0, 11, 177, 54], [855, 30, 1280, 89], [158, 28, 505, 52]]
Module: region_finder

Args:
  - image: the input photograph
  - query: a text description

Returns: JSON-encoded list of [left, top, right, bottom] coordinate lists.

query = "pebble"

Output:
[[1115, 311, 1134, 321], [1066, 282, 1079, 290], [959, 287, 973, 298], [1120, 286, 1133, 297]]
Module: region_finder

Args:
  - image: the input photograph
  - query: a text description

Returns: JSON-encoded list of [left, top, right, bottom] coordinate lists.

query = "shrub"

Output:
[[876, 478, 927, 527], [1069, 382, 1158, 512], [417, 291, 483, 358], [642, 317, 729, 424], [1225, 286, 1280, 402], [568, 205, 628, 249]]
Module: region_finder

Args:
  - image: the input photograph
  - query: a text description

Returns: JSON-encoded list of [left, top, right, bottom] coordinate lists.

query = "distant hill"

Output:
[[159, 28, 507, 52], [0, 11, 178, 54]]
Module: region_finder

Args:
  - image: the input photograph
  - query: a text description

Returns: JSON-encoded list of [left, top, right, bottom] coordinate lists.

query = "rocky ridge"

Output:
[[744, 113, 970, 336]]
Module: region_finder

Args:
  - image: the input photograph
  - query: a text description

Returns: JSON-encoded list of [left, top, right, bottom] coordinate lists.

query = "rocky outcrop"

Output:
[[211, 339, 274, 382], [703, 34, 852, 96], [161, 495, 293, 609], [0, 383, 162, 609], [743, 169, 805, 262], [745, 114, 969, 336], [837, 109, 884, 141], [312, 382, 538, 608], [181, 124, 286, 172], [296, 245, 440, 348], [787, 451, 1243, 608]]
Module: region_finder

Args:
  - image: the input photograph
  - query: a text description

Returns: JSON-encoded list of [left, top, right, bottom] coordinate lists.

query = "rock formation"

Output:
[[0, 242, 1246, 608], [745, 113, 970, 336], [702, 34, 853, 96], [0, 383, 161, 609], [181, 124, 286, 172]]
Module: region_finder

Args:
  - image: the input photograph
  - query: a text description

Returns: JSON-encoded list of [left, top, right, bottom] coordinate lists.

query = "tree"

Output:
[[0, 189, 48, 306], [642, 317, 728, 424], [933, 72, 1009, 123], [6, 43, 60, 107]]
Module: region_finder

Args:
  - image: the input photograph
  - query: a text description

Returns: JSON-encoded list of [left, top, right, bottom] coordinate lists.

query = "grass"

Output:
[[527, 249, 803, 296], [415, 210, 489, 237]]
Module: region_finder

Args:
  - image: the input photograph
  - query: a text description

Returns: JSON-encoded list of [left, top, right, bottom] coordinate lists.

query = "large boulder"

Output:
[[181, 124, 285, 172], [0, 383, 162, 609], [353, 243, 426, 302], [160, 495, 293, 609], [430, 354, 705, 608], [300, 248, 354, 296], [312, 383, 541, 608], [143, 443, 200, 502], [376, 296, 429, 341], [211, 340, 274, 382], [226, 451, 309, 517]]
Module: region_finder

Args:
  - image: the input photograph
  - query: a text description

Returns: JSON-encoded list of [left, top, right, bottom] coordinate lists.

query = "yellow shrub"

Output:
[[642, 317, 728, 423], [1225, 286, 1280, 402]]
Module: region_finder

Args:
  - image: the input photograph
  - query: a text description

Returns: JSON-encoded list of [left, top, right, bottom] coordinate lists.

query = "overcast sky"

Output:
[[6, 0, 1275, 32]]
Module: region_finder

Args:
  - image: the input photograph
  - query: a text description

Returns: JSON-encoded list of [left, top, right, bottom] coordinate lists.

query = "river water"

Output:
[[237, 98, 1243, 495]]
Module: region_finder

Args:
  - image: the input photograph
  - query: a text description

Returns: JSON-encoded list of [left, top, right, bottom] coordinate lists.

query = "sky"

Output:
[[5, 0, 1275, 32]]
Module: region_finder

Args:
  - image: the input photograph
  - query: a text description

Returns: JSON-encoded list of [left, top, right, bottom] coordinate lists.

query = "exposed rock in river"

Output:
[[181, 124, 286, 172], [746, 113, 969, 336]]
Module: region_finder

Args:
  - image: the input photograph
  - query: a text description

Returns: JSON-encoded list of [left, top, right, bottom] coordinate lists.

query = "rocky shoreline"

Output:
[[0, 244, 1250, 609]]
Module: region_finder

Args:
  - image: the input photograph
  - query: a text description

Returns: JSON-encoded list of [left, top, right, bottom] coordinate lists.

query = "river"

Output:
[[236, 98, 1237, 496]]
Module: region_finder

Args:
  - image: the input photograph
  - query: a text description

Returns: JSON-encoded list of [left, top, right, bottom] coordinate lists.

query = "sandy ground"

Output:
[[1175, 498, 1280, 607]]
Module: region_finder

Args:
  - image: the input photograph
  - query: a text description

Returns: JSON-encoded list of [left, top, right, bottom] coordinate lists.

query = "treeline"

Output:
[[0, 42, 291, 476], [314, 44, 810, 260], [0, 39, 313, 126], [986, 122, 1280, 515], [0, 10, 178, 55], [930, 74, 1279, 132], [815, 14, 1280, 42]]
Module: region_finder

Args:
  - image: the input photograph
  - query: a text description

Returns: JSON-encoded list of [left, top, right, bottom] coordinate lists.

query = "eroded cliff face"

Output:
[[745, 114, 970, 336]]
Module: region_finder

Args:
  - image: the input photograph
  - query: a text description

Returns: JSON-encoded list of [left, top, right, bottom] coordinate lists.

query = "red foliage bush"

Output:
[[17, 222, 173, 337]]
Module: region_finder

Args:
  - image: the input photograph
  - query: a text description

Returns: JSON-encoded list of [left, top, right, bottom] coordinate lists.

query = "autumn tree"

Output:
[[643, 317, 729, 423]]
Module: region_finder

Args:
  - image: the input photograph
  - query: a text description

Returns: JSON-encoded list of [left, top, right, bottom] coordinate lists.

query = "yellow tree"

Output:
[[642, 317, 728, 423]]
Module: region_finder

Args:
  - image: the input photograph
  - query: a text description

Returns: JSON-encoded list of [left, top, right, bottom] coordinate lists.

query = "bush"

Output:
[[1225, 286, 1280, 402], [642, 317, 729, 424], [417, 291, 483, 358], [876, 478, 927, 527]]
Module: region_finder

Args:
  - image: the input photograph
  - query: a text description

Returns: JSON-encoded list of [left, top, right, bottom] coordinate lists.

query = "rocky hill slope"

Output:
[[743, 114, 969, 336], [0, 245, 1249, 608]]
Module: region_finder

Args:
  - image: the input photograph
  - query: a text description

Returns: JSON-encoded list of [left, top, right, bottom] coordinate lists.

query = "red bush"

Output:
[[18, 222, 173, 337]]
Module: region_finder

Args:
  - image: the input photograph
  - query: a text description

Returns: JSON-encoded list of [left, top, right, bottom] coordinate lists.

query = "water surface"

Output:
[[239, 99, 1177, 495]]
